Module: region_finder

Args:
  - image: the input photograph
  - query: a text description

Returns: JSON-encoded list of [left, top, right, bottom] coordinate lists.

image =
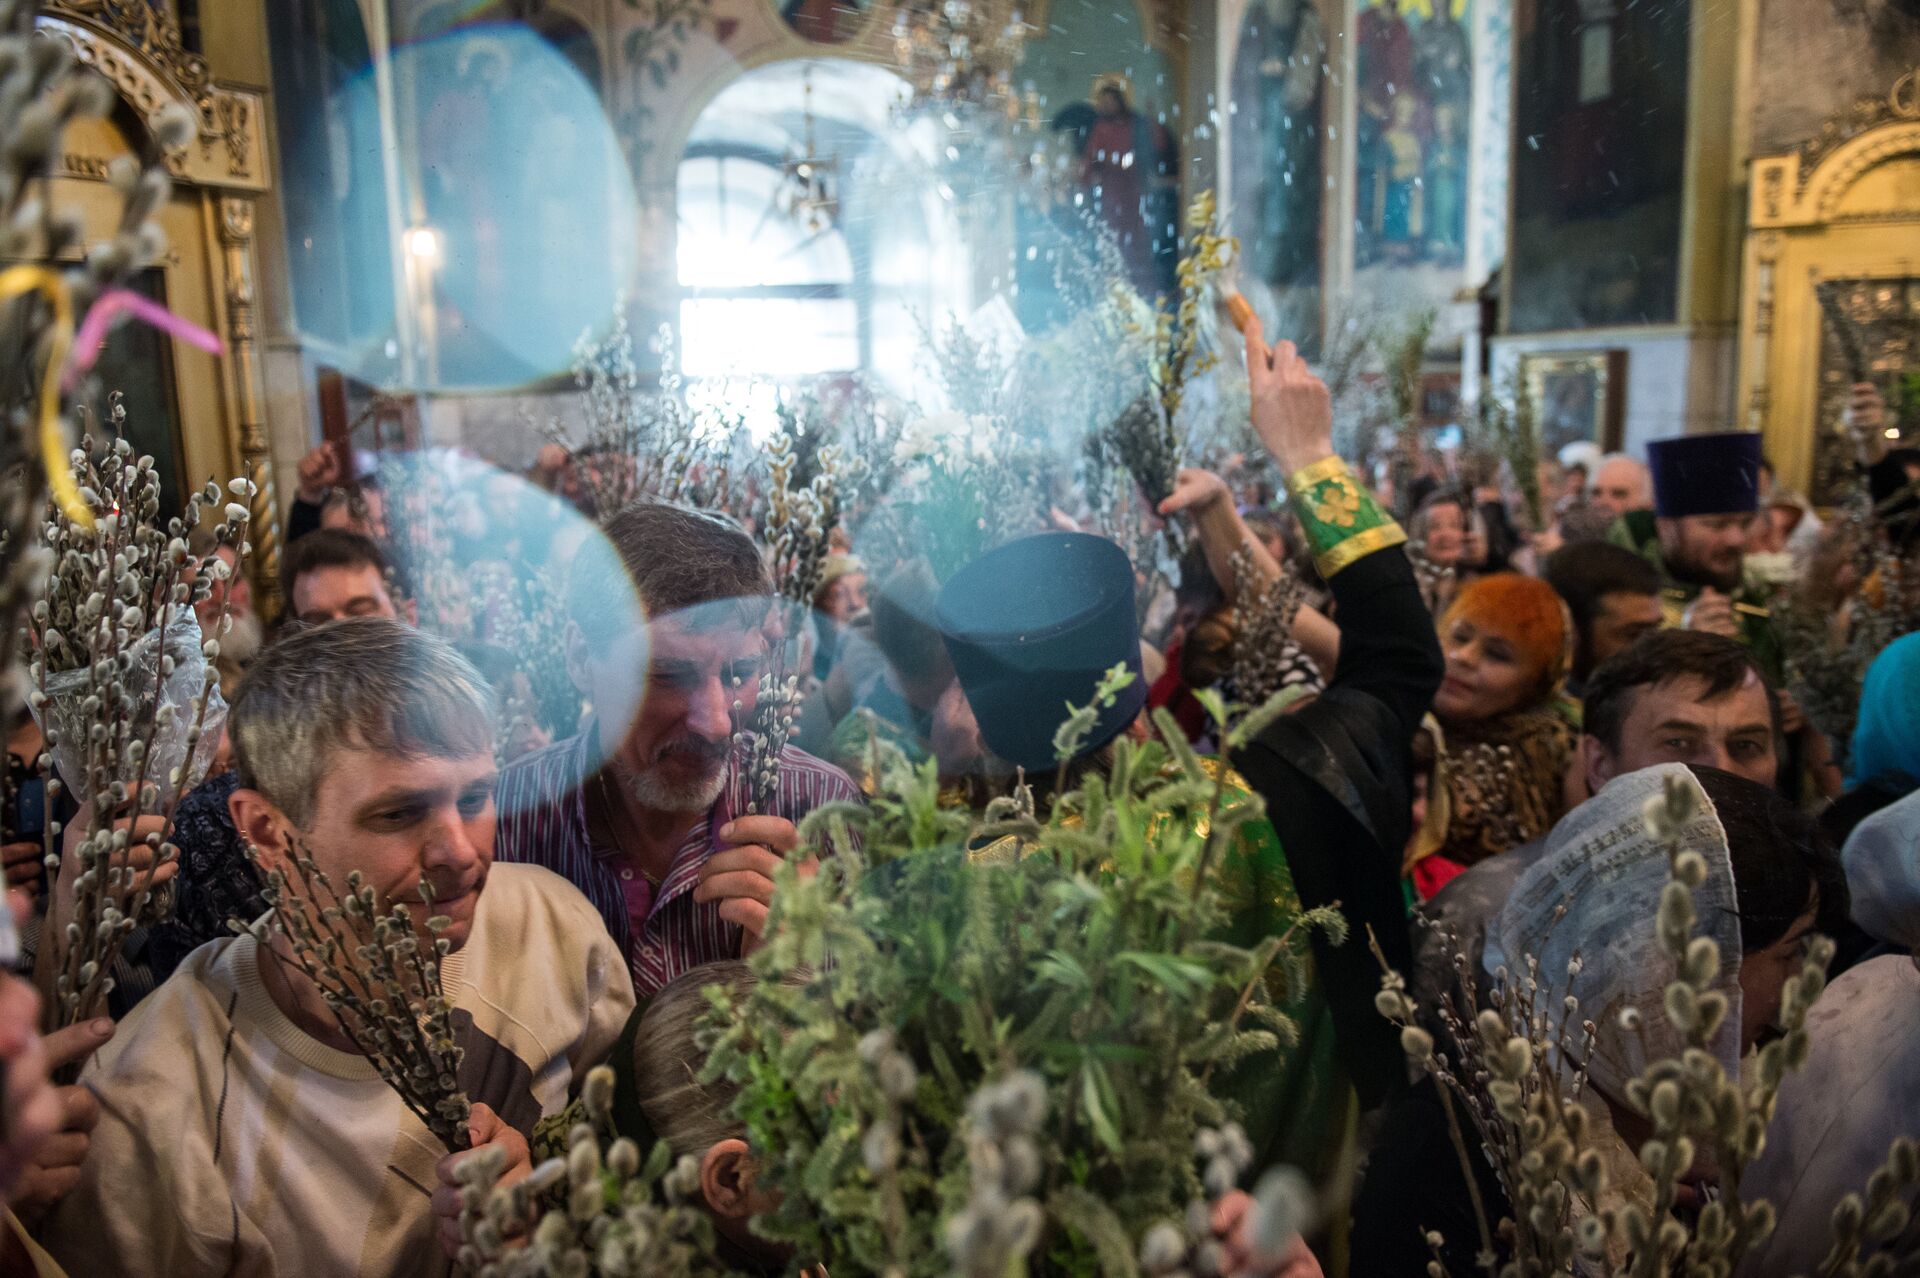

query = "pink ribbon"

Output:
[[62, 287, 224, 391]]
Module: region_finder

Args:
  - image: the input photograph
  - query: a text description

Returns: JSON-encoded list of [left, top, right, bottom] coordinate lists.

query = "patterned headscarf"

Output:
[[1485, 764, 1745, 1102]]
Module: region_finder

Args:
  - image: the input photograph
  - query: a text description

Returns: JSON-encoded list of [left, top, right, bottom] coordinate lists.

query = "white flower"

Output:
[[1745, 551, 1796, 586], [961, 414, 1005, 460], [893, 412, 966, 463], [893, 412, 1003, 466]]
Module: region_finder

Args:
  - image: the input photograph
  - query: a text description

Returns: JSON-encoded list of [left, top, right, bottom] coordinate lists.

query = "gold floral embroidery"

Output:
[[1284, 456, 1408, 578], [1308, 477, 1364, 529]]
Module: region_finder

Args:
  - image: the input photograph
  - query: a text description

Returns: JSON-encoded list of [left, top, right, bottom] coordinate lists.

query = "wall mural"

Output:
[[1353, 0, 1472, 271], [1231, 0, 1487, 344], [1506, 0, 1691, 333], [778, 0, 871, 44], [1228, 0, 1328, 299]]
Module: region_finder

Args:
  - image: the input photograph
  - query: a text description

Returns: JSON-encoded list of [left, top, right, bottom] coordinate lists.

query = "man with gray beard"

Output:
[[493, 502, 859, 996]]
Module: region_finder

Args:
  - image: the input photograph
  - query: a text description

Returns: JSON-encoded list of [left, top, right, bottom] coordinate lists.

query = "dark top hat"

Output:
[[1647, 432, 1764, 519], [935, 533, 1146, 773]]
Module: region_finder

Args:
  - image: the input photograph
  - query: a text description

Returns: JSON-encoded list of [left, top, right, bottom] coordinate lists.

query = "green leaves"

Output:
[[1113, 951, 1215, 1003], [694, 684, 1327, 1276], [1049, 1185, 1140, 1278], [1053, 663, 1138, 766], [1034, 949, 1093, 993]]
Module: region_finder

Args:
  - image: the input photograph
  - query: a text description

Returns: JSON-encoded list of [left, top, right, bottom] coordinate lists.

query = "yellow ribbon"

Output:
[[0, 265, 92, 530]]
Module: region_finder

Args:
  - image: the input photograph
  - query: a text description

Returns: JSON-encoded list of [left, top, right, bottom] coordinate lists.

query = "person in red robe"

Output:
[[1079, 76, 1179, 298]]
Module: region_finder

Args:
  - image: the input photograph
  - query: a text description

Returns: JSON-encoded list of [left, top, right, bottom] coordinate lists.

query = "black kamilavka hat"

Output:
[[1647, 432, 1764, 518], [935, 532, 1146, 773]]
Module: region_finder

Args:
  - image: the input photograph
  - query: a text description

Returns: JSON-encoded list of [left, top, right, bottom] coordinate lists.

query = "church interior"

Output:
[[21, 0, 1917, 601]]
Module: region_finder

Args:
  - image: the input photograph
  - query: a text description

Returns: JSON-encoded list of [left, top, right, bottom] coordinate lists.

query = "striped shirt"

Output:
[[494, 729, 860, 996]]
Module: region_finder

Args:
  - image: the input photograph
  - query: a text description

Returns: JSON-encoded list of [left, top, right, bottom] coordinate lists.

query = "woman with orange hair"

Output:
[[1404, 572, 1577, 897]]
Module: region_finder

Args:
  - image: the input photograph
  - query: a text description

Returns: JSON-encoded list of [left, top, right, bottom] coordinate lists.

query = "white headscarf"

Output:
[[1484, 764, 1746, 1104], [1841, 787, 1920, 952]]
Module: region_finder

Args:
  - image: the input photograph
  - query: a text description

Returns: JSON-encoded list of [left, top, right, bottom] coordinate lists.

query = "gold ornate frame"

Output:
[[33, 2, 284, 606], [1738, 66, 1920, 496], [1520, 349, 1628, 453]]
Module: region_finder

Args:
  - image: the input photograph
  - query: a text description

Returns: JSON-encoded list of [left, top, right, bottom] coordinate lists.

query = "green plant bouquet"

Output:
[[861, 411, 1050, 583], [695, 673, 1342, 1276], [1097, 191, 1238, 555]]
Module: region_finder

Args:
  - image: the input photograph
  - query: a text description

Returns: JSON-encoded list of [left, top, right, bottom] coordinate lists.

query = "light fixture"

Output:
[[403, 225, 441, 262], [779, 67, 839, 233]]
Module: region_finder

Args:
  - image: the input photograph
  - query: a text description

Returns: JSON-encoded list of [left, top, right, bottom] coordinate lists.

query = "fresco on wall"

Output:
[[779, 0, 871, 44], [1353, 0, 1472, 271], [1467, 0, 1512, 276], [1506, 0, 1690, 333], [1228, 0, 1327, 304]]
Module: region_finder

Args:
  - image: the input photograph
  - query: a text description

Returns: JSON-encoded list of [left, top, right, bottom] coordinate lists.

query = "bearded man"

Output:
[[1611, 431, 1784, 680], [494, 503, 859, 996]]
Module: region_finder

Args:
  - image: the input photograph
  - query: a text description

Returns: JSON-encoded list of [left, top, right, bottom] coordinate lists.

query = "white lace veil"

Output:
[[1483, 763, 1746, 1103]]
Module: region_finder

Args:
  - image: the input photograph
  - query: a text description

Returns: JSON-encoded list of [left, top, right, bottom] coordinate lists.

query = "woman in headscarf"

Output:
[[1404, 572, 1576, 899], [1824, 632, 1920, 847], [1408, 489, 1472, 615], [1740, 789, 1920, 1275], [1355, 764, 1849, 1274]]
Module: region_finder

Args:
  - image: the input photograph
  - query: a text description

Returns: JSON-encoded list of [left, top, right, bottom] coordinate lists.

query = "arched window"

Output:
[[673, 57, 974, 399], [676, 149, 860, 379]]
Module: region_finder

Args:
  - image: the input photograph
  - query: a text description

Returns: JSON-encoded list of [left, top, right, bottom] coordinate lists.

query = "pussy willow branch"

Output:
[[245, 844, 470, 1152], [29, 433, 249, 1036]]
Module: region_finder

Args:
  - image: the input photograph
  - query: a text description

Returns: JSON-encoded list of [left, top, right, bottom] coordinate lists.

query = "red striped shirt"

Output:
[[494, 730, 860, 996]]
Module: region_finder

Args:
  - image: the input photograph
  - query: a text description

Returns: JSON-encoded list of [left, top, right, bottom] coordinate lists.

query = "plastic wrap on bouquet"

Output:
[[32, 605, 227, 810]]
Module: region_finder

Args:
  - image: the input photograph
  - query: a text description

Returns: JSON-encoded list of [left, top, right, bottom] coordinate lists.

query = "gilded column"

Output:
[[217, 195, 283, 615], [1745, 232, 1778, 435]]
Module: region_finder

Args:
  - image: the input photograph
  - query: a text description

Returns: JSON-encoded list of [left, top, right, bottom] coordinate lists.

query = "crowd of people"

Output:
[[1, 317, 1917, 1277]]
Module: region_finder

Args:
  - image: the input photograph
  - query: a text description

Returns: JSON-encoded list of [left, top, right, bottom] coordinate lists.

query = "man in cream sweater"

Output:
[[41, 618, 635, 1276]]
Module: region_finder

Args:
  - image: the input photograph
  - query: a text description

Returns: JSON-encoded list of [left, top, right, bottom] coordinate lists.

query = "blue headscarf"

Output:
[[1847, 633, 1920, 790]]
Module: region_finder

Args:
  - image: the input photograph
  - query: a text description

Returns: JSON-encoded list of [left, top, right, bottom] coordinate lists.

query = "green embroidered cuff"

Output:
[[1285, 456, 1407, 577]]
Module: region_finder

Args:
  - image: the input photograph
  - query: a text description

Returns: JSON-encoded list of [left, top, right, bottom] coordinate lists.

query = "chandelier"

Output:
[[778, 67, 839, 232], [891, 0, 1034, 116]]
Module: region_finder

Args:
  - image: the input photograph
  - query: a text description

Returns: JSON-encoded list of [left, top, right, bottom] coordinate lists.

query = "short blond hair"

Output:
[[230, 617, 494, 825]]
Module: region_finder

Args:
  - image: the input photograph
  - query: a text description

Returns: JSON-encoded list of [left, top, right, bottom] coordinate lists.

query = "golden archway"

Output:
[[33, 1, 283, 605], [1738, 66, 1920, 497]]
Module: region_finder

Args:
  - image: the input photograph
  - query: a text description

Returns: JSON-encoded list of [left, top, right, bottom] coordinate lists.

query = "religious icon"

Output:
[[1076, 74, 1181, 299], [779, 0, 871, 45], [1229, 0, 1327, 291], [1522, 350, 1627, 454], [1353, 0, 1470, 269]]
